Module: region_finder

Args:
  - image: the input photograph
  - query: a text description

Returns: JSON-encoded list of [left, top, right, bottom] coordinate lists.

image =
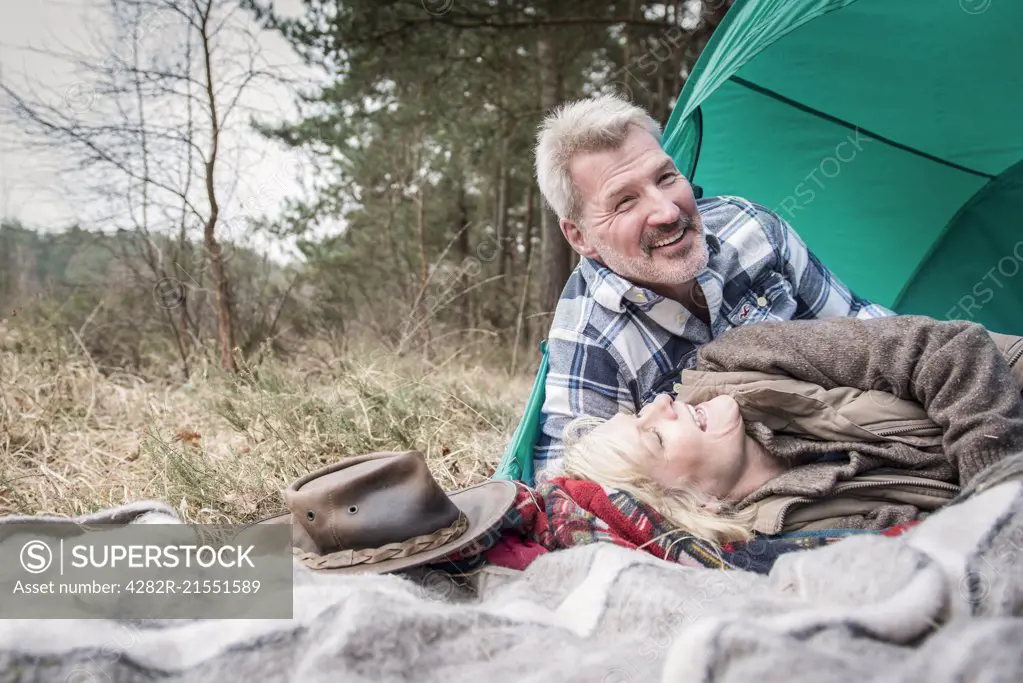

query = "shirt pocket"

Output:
[[724, 270, 798, 327]]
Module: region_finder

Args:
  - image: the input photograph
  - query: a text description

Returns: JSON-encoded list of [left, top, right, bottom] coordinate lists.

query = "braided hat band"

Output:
[[293, 512, 469, 570]]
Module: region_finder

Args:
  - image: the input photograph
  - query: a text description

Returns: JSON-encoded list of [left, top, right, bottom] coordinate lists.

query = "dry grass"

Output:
[[0, 322, 534, 523]]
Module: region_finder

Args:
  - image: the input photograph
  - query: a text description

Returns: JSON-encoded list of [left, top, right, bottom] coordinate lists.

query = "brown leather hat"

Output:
[[253, 451, 517, 575]]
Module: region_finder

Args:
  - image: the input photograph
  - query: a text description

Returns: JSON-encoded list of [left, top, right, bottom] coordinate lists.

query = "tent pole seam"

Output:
[[890, 157, 1023, 312], [729, 76, 995, 181]]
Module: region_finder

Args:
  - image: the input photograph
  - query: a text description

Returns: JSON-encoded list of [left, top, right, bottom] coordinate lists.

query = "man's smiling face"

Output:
[[561, 126, 708, 292]]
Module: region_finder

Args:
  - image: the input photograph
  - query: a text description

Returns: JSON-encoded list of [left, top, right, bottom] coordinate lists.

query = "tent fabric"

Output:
[[663, 0, 1023, 334], [493, 341, 547, 485]]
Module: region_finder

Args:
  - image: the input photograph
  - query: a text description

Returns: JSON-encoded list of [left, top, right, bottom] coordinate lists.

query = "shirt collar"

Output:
[[581, 257, 634, 313], [579, 231, 721, 313], [704, 230, 722, 254]]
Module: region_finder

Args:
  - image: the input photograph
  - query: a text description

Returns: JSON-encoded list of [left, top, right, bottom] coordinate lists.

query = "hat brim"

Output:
[[239, 479, 517, 575]]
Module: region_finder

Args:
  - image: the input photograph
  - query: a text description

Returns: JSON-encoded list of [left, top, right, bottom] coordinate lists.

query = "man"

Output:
[[532, 93, 894, 480]]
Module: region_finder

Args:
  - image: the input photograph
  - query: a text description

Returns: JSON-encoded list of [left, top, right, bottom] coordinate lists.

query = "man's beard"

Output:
[[596, 212, 709, 288]]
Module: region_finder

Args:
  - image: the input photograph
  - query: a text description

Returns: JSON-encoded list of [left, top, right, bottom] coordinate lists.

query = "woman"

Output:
[[562, 315, 1023, 545]]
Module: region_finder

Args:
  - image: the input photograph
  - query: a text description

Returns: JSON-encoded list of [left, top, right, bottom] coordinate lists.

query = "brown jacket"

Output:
[[674, 316, 1023, 535]]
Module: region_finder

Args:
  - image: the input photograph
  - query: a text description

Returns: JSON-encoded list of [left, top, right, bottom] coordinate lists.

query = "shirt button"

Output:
[[635, 292, 646, 302], [756, 296, 768, 307], [673, 383, 683, 393], [676, 313, 686, 324]]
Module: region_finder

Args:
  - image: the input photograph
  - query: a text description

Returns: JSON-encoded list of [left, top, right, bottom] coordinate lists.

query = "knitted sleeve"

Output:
[[695, 315, 1023, 483]]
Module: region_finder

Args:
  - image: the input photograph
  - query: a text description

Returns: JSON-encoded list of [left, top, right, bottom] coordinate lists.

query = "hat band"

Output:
[[294, 512, 469, 570]]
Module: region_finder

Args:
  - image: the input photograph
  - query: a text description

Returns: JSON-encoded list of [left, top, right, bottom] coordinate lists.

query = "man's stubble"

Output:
[[592, 214, 710, 289]]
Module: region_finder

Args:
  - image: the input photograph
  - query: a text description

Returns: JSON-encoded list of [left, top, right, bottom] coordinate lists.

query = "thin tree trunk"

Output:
[[416, 187, 431, 352], [199, 0, 235, 372], [175, 22, 197, 379], [623, 0, 635, 95], [511, 186, 537, 376], [521, 182, 536, 349], [454, 175, 471, 331], [486, 138, 511, 330], [497, 166, 511, 277], [495, 118, 511, 283], [537, 34, 573, 317], [127, 4, 192, 380]]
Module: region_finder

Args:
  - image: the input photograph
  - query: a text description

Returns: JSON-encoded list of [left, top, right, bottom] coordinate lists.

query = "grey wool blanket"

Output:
[[4, 457, 1023, 682]]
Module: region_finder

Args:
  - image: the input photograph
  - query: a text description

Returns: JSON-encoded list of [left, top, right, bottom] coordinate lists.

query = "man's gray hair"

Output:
[[535, 94, 662, 222]]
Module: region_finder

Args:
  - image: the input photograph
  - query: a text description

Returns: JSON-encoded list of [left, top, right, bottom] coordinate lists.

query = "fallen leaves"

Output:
[[173, 430, 202, 447]]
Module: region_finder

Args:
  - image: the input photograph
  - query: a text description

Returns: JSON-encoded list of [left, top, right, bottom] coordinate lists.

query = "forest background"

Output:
[[0, 0, 731, 521]]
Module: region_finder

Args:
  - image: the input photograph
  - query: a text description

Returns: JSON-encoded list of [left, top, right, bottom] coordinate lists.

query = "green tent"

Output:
[[495, 0, 1023, 484], [663, 0, 1023, 334]]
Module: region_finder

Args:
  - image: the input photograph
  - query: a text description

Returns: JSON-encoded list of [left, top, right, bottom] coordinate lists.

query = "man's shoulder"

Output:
[[697, 195, 786, 244], [548, 263, 610, 332], [560, 262, 592, 298], [551, 258, 632, 322], [696, 195, 778, 220], [546, 261, 642, 364]]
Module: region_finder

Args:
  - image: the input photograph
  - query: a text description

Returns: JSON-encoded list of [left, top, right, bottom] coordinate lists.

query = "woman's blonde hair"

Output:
[[561, 415, 757, 546]]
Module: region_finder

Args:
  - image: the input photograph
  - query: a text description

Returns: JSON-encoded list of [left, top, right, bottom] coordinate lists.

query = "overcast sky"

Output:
[[0, 0, 324, 261]]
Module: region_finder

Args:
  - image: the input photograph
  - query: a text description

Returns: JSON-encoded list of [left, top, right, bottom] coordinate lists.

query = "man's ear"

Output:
[[560, 217, 598, 259]]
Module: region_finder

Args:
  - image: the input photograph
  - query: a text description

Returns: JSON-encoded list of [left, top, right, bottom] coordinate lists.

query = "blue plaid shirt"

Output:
[[533, 196, 895, 480]]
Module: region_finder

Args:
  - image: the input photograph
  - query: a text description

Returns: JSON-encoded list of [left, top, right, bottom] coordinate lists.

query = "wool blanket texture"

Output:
[[3, 454, 1023, 682]]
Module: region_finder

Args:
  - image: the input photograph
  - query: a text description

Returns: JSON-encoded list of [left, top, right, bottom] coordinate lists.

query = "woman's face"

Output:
[[604, 393, 748, 500]]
